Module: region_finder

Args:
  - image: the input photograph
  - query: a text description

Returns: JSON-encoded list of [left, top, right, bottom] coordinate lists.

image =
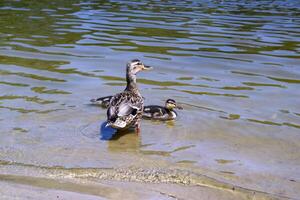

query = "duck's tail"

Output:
[[106, 119, 127, 129]]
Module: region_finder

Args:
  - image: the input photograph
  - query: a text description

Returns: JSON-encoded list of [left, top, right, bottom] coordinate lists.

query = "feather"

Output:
[[118, 103, 137, 117], [105, 59, 152, 130], [107, 91, 143, 129], [142, 105, 178, 120]]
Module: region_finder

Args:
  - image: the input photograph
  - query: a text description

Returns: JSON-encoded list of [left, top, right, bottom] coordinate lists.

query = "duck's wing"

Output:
[[118, 103, 138, 117], [107, 92, 143, 122]]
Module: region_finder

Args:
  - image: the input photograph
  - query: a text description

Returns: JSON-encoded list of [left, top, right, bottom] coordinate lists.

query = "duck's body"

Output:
[[107, 91, 143, 129], [106, 59, 152, 131], [90, 95, 145, 108], [143, 99, 182, 121]]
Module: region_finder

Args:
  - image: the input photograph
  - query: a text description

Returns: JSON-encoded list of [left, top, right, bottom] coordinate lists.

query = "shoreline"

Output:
[[0, 160, 291, 200]]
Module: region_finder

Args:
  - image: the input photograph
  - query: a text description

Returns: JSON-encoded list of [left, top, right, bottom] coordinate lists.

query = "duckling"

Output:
[[90, 95, 113, 108], [143, 99, 182, 120], [106, 59, 152, 131]]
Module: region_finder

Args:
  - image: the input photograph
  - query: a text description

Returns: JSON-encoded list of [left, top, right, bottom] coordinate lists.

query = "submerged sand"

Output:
[[0, 156, 295, 200]]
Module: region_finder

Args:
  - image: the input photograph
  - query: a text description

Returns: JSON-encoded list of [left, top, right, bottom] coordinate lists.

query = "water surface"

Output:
[[1, 0, 300, 199]]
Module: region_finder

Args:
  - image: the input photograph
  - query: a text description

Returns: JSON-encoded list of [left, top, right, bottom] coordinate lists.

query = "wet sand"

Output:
[[0, 161, 287, 200]]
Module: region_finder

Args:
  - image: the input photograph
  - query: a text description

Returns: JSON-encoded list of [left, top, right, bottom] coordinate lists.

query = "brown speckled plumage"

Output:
[[106, 59, 152, 130]]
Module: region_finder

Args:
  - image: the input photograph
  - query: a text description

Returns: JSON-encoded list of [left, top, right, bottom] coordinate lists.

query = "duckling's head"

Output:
[[127, 59, 152, 75], [165, 99, 183, 110]]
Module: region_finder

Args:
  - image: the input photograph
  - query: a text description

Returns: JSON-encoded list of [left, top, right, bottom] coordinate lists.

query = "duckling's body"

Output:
[[143, 99, 182, 120], [143, 105, 177, 120], [106, 59, 152, 131], [90, 95, 112, 108]]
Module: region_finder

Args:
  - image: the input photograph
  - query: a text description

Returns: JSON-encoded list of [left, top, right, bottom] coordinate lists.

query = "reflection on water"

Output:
[[107, 131, 141, 153], [1, 0, 300, 198], [100, 121, 117, 140]]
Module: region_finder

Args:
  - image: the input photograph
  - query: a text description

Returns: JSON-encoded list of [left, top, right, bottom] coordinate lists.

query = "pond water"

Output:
[[0, 0, 300, 199]]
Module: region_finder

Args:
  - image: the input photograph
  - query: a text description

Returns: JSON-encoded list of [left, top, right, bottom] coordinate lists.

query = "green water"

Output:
[[0, 0, 300, 199]]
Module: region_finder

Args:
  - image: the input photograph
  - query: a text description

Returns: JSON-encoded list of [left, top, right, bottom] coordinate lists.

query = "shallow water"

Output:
[[1, 0, 300, 199]]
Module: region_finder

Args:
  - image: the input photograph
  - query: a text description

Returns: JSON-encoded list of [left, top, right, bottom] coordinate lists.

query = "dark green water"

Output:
[[0, 0, 300, 198]]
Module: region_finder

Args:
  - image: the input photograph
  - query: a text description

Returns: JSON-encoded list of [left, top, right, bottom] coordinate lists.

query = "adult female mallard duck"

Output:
[[143, 99, 182, 120], [90, 95, 145, 108], [106, 59, 152, 131]]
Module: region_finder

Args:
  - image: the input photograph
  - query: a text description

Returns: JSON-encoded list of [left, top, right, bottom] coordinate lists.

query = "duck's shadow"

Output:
[[100, 121, 136, 140]]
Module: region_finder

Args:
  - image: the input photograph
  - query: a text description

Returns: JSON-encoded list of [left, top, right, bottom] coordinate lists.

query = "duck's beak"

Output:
[[142, 65, 153, 70]]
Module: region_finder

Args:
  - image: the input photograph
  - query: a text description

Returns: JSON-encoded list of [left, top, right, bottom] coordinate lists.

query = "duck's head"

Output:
[[127, 59, 152, 75], [165, 99, 183, 110]]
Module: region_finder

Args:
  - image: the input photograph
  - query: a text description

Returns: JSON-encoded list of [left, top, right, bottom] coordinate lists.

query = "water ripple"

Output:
[[0, 2, 300, 196]]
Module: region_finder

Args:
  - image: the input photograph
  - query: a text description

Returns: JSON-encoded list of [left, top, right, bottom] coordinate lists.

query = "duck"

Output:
[[143, 99, 182, 120], [90, 95, 113, 108], [106, 59, 152, 132], [90, 95, 145, 108]]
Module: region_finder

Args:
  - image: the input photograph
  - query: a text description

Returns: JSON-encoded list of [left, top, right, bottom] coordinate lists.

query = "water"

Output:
[[1, 0, 300, 199]]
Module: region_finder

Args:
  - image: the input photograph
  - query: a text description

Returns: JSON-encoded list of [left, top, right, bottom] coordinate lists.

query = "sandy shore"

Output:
[[0, 161, 288, 200], [0, 175, 280, 200]]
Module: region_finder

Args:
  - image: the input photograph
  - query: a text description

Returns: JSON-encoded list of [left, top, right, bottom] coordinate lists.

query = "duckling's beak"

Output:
[[142, 65, 153, 70], [176, 105, 183, 110]]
